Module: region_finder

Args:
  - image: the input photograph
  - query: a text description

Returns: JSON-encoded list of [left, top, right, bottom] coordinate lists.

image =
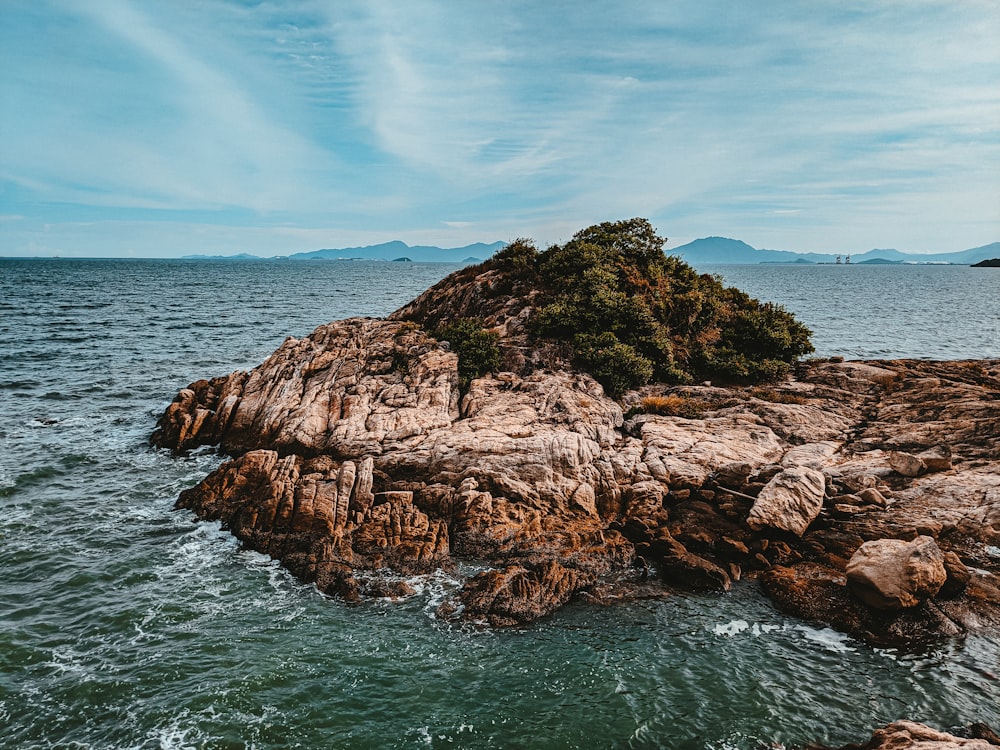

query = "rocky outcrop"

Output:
[[153, 305, 1000, 648], [818, 720, 1000, 749]]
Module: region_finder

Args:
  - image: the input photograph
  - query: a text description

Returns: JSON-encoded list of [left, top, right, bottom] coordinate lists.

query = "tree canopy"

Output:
[[491, 218, 814, 395]]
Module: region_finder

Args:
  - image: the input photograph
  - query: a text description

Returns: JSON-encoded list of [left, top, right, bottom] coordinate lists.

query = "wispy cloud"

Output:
[[1, 0, 997, 256]]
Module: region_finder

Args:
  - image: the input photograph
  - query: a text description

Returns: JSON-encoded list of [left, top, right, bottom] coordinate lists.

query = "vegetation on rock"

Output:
[[401, 218, 814, 397], [434, 318, 501, 389]]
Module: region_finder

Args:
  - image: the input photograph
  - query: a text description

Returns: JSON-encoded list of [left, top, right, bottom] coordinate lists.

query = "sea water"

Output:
[[1, 258, 998, 749]]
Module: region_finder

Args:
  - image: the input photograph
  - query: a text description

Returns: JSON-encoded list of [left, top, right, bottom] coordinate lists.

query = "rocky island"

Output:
[[152, 220, 999, 744]]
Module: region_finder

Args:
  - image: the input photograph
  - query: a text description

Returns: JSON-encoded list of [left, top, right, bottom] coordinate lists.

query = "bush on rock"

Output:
[[434, 318, 501, 389], [398, 217, 814, 397], [524, 218, 814, 394]]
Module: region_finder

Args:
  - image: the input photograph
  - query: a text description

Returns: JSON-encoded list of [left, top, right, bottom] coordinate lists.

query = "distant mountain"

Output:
[[180, 241, 504, 263], [670, 238, 1000, 266], [285, 241, 505, 263], [180, 252, 263, 260], [670, 237, 806, 264]]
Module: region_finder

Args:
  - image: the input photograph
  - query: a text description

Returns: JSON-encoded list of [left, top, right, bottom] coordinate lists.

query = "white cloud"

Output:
[[1, 0, 997, 254]]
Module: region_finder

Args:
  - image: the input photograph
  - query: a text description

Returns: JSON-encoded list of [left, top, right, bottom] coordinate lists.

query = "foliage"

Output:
[[572, 332, 654, 398], [637, 394, 715, 419], [517, 218, 813, 394], [491, 238, 539, 276], [434, 318, 501, 389]]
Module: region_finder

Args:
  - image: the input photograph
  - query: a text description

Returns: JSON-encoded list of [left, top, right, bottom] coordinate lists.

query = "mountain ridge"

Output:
[[669, 237, 1000, 265], [182, 240, 505, 263], [179, 237, 998, 265]]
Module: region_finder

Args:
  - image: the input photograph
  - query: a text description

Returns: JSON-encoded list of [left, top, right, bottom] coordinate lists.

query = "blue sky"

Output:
[[2, 1, 998, 257]]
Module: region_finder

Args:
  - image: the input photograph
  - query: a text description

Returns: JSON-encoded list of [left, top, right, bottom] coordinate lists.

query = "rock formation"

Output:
[[152, 315, 1000, 646], [814, 720, 1000, 749], [151, 221, 1000, 649]]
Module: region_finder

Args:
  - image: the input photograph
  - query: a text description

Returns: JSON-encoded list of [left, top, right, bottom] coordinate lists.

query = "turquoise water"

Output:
[[1, 259, 998, 749], [703, 263, 1000, 360]]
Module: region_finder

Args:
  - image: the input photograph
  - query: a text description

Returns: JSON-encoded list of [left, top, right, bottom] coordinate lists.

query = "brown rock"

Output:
[[940, 551, 972, 598], [746, 466, 827, 536], [918, 445, 953, 472], [761, 563, 964, 647], [457, 560, 592, 626], [848, 720, 999, 749], [152, 300, 1000, 640], [889, 451, 926, 478], [858, 487, 888, 506], [846, 536, 947, 610], [658, 547, 731, 591]]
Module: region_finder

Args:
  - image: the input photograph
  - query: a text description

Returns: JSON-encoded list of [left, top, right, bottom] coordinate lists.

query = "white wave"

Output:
[[712, 619, 749, 636], [145, 712, 208, 750], [710, 619, 781, 637], [41, 644, 94, 681], [793, 624, 858, 653]]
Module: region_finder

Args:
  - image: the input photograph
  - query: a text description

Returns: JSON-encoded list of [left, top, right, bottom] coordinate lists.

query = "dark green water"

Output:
[[1, 259, 997, 749]]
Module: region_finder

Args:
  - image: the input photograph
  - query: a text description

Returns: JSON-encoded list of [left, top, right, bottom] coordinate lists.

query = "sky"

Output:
[[1, 1, 998, 258]]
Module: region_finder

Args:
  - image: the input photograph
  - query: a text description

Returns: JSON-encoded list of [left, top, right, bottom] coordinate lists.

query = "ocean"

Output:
[[1, 258, 998, 749]]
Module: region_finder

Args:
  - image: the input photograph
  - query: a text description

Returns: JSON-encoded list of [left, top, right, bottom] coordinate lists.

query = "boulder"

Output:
[[918, 444, 953, 472], [746, 466, 827, 536], [889, 451, 926, 478], [846, 536, 947, 610]]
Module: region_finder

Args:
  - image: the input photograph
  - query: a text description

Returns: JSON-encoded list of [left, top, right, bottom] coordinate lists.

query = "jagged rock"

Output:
[[858, 487, 888, 506], [458, 560, 593, 626], [659, 549, 732, 591], [746, 466, 827, 536], [781, 441, 840, 469], [840, 720, 1000, 749], [940, 551, 972, 598], [713, 461, 755, 488], [846, 536, 947, 610], [176, 450, 451, 585], [760, 562, 964, 646], [634, 413, 784, 489]]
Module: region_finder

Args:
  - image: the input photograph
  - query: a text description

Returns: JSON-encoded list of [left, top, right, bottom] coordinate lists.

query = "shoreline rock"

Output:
[[805, 720, 1000, 749], [152, 314, 1000, 648]]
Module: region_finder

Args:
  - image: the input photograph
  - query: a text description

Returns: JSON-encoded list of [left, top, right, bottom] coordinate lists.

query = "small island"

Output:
[[153, 219, 999, 649], [972, 258, 1000, 267]]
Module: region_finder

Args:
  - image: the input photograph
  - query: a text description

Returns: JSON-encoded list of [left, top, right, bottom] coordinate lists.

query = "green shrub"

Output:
[[434, 318, 501, 389], [526, 218, 813, 391], [491, 238, 539, 275], [572, 332, 654, 397], [407, 217, 814, 396]]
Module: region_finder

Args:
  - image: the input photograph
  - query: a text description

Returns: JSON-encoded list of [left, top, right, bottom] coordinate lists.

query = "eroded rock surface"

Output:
[[152, 315, 1000, 646], [816, 720, 1000, 750]]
